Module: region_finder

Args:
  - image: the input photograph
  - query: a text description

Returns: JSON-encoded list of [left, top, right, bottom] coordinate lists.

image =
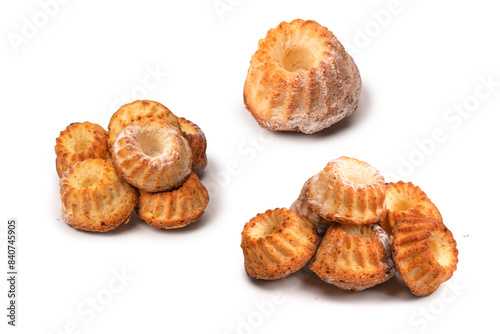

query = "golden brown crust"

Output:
[[59, 158, 138, 232], [136, 173, 209, 229], [380, 181, 443, 235], [391, 218, 458, 296], [177, 117, 207, 172], [241, 208, 319, 280], [306, 157, 386, 225], [111, 118, 192, 192], [55, 122, 110, 178], [107, 100, 180, 147], [309, 223, 395, 291], [243, 19, 361, 134]]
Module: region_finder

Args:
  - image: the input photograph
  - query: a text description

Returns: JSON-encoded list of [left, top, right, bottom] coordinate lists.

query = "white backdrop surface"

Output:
[[1, 0, 499, 333]]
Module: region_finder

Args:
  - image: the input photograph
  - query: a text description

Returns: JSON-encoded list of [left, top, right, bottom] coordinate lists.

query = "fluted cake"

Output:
[[136, 173, 209, 229], [111, 118, 192, 192], [241, 208, 319, 280], [306, 157, 386, 225], [59, 158, 138, 232], [55, 122, 110, 178], [391, 217, 458, 296], [243, 19, 361, 134], [309, 223, 395, 291]]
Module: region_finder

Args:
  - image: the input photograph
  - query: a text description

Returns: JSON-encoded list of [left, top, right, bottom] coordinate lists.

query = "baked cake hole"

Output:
[[181, 123, 196, 135], [282, 47, 316, 73], [386, 191, 416, 212], [430, 231, 452, 267], [249, 212, 283, 238], [136, 131, 166, 158], [391, 199, 414, 212], [341, 224, 377, 238], [71, 137, 92, 152]]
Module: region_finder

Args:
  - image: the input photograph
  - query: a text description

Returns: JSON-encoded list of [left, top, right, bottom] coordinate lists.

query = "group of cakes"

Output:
[[55, 100, 209, 232], [241, 156, 458, 296]]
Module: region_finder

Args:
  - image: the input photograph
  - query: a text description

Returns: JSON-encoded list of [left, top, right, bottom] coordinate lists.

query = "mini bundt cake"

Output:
[[241, 208, 319, 280], [290, 177, 332, 234], [108, 100, 180, 147], [111, 118, 193, 192], [243, 19, 362, 134], [178, 117, 207, 172], [306, 157, 386, 225], [380, 181, 443, 235], [59, 158, 138, 232], [55, 122, 110, 177], [391, 218, 458, 296], [309, 223, 395, 291], [136, 173, 209, 229]]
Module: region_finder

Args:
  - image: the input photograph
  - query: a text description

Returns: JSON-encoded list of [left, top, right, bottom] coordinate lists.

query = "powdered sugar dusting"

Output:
[[373, 223, 396, 273], [290, 177, 332, 234], [244, 19, 362, 134], [111, 120, 192, 192]]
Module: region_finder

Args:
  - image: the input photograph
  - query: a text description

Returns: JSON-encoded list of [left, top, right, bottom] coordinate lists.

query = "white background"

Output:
[[1, 0, 499, 333]]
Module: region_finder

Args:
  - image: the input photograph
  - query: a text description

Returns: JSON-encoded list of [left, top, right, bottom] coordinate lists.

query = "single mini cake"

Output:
[[178, 117, 208, 172], [244, 19, 361, 134], [309, 223, 395, 291], [391, 217, 458, 296], [381, 181, 442, 235], [55, 122, 110, 177], [306, 157, 386, 225], [108, 100, 180, 147], [59, 158, 138, 232], [241, 208, 319, 280], [111, 118, 192, 192], [136, 173, 209, 229]]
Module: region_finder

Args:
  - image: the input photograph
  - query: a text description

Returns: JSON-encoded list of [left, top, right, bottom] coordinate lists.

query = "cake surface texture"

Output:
[[136, 173, 209, 229], [178, 117, 208, 172], [290, 177, 332, 234], [309, 223, 395, 291], [55, 122, 110, 178], [111, 118, 192, 192], [306, 157, 386, 225], [391, 217, 458, 296], [241, 208, 319, 280], [243, 19, 362, 134], [108, 100, 180, 147], [59, 158, 138, 232], [381, 181, 442, 235]]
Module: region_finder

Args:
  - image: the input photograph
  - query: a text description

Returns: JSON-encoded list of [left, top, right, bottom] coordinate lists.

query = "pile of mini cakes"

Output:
[[55, 100, 209, 232], [241, 156, 458, 296]]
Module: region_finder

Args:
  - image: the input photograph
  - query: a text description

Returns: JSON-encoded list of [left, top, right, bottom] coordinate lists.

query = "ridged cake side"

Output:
[[111, 119, 192, 192], [59, 158, 138, 232], [391, 218, 458, 296], [243, 19, 361, 134], [241, 208, 319, 280], [309, 223, 395, 291], [55, 122, 110, 178], [306, 157, 386, 224], [108, 100, 180, 147], [381, 181, 443, 235], [178, 117, 207, 172], [136, 173, 209, 229]]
